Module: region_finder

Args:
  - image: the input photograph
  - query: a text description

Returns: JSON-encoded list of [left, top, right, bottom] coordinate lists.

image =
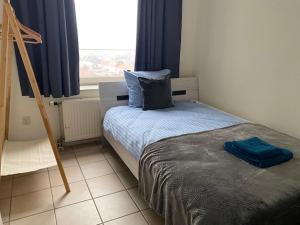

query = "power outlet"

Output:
[[22, 116, 31, 125]]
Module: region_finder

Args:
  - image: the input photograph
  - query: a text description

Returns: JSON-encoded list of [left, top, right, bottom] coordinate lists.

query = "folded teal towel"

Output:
[[224, 138, 293, 168], [234, 137, 281, 159]]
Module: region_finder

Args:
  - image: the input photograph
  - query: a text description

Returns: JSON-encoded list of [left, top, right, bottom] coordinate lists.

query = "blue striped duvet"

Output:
[[103, 101, 246, 160]]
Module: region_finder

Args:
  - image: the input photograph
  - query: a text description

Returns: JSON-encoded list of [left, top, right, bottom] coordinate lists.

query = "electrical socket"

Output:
[[22, 116, 31, 125]]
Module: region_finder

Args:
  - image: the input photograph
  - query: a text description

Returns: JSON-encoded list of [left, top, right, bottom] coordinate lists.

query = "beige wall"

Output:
[[1, 0, 198, 140], [196, 0, 300, 138], [180, 0, 201, 76]]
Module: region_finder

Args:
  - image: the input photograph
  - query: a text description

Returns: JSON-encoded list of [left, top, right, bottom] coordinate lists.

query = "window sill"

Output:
[[80, 85, 99, 91], [79, 77, 125, 98], [80, 76, 125, 86]]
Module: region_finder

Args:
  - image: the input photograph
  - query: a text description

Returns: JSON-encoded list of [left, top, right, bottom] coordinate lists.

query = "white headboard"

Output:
[[98, 77, 199, 120]]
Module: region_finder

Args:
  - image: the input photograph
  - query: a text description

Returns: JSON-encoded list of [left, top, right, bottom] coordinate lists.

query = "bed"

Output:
[[99, 78, 300, 225], [99, 77, 201, 177]]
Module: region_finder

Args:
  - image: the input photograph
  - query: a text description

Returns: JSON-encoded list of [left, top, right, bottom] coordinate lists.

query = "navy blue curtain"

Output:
[[135, 0, 182, 77], [11, 0, 80, 98]]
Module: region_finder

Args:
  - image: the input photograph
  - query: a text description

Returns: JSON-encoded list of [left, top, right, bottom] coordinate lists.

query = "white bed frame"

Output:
[[99, 77, 199, 179]]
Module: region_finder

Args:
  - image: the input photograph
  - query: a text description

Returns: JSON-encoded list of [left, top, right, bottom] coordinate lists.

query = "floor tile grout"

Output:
[[53, 198, 92, 210], [47, 169, 58, 225], [105, 152, 150, 225], [49, 177, 84, 188], [3, 142, 154, 225], [8, 169, 55, 223], [81, 167, 115, 180], [8, 174, 14, 224], [7, 153, 117, 198], [98, 141, 151, 224], [11, 186, 51, 199], [9, 209, 54, 223], [102, 211, 143, 224], [74, 144, 105, 224], [94, 142, 149, 224]]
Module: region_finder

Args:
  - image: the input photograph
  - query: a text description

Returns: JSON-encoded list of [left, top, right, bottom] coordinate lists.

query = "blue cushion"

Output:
[[124, 69, 171, 107]]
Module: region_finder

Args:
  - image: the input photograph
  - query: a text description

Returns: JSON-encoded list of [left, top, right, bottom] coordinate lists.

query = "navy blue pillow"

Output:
[[124, 69, 171, 108], [138, 75, 174, 110]]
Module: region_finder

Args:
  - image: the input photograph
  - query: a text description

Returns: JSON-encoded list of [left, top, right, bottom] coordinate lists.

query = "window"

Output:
[[75, 0, 138, 84]]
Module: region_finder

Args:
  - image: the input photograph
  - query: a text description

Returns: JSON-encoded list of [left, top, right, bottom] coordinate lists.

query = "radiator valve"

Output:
[[49, 101, 62, 107]]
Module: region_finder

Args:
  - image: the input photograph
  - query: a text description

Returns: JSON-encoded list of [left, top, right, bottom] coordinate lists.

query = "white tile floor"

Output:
[[0, 142, 165, 225]]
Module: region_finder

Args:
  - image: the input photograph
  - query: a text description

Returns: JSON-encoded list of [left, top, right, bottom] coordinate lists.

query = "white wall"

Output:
[[3, 0, 198, 140], [180, 0, 201, 76], [9, 55, 61, 140], [195, 0, 300, 139]]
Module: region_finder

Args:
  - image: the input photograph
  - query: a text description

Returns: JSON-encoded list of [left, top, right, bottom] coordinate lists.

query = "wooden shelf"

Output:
[[1, 138, 56, 176]]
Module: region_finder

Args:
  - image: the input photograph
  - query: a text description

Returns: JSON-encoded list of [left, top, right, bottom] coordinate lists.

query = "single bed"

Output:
[[99, 78, 300, 225], [99, 77, 207, 177], [104, 100, 246, 162]]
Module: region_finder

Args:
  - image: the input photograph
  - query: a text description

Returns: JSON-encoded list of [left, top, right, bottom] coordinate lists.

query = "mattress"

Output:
[[103, 101, 246, 160]]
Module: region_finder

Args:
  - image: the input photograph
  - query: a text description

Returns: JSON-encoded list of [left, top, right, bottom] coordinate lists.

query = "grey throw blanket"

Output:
[[139, 124, 300, 225]]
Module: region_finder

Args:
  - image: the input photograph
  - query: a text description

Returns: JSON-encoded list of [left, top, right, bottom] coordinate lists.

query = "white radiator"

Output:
[[62, 98, 101, 142]]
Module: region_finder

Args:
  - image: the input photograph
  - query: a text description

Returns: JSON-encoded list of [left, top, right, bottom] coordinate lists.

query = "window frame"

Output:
[[75, 0, 138, 85]]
